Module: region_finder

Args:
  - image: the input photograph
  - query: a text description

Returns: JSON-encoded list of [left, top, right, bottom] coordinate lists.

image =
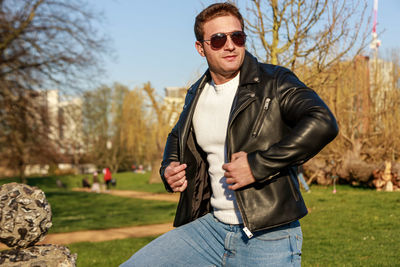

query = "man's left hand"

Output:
[[222, 151, 255, 190]]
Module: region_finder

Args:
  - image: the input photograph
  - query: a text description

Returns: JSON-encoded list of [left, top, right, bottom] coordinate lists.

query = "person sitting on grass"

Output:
[[91, 171, 101, 193], [82, 177, 91, 189]]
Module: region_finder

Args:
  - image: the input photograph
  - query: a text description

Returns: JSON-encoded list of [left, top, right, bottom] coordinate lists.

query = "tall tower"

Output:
[[370, 0, 381, 56]]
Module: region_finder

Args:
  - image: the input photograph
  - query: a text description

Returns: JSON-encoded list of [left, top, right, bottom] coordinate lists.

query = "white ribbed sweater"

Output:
[[192, 74, 242, 224]]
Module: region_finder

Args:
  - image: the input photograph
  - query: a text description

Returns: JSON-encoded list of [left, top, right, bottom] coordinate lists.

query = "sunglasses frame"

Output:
[[201, 31, 246, 50]]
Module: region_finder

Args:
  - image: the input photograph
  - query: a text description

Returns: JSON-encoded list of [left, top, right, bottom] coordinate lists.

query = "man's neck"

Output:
[[210, 70, 240, 85]]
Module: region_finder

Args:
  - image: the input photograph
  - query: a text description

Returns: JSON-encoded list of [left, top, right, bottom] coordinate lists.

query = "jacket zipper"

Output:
[[235, 191, 253, 238], [251, 97, 271, 137], [226, 95, 256, 158], [227, 95, 256, 238], [235, 192, 253, 238]]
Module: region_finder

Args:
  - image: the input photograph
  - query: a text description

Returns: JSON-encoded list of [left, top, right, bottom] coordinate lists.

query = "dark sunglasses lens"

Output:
[[231, 32, 246, 46], [210, 34, 227, 49]]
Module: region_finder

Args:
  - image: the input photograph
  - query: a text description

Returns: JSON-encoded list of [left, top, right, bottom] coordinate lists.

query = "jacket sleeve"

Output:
[[159, 129, 179, 192], [159, 88, 193, 192], [247, 69, 339, 183]]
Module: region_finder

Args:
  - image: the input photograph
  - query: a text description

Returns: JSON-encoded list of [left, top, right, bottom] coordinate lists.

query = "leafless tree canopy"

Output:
[[244, 0, 370, 85], [0, 0, 107, 92]]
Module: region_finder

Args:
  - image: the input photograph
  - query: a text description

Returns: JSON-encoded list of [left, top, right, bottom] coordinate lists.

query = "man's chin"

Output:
[[223, 65, 241, 74], [221, 69, 240, 79]]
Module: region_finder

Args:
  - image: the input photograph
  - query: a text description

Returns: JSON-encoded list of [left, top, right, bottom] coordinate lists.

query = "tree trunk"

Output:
[[149, 158, 162, 184], [19, 164, 27, 184]]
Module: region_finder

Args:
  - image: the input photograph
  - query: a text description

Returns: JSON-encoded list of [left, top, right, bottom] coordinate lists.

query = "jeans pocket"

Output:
[[244, 225, 302, 266]]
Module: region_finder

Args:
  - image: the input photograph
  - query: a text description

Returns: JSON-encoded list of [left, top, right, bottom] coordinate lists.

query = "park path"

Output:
[[0, 223, 174, 250], [0, 189, 178, 250], [39, 222, 174, 245], [73, 188, 180, 202]]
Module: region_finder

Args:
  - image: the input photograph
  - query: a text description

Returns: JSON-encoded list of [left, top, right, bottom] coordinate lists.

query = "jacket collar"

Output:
[[239, 50, 261, 87]]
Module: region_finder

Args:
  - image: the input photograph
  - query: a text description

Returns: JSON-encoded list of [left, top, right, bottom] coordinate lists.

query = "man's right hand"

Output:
[[164, 162, 187, 192]]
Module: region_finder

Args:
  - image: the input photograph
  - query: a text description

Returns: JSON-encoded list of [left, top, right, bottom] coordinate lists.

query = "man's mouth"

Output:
[[223, 55, 237, 61]]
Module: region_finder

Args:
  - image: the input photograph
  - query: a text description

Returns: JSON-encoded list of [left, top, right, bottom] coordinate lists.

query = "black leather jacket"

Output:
[[160, 51, 338, 235]]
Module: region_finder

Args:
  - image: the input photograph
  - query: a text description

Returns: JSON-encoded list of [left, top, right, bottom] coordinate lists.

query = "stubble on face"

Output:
[[196, 15, 245, 85]]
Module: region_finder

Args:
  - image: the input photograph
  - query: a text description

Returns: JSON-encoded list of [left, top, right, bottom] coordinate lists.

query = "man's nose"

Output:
[[224, 36, 235, 51]]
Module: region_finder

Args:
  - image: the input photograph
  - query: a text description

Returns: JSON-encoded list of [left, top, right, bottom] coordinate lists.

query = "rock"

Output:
[[384, 181, 393, 192], [0, 183, 52, 248], [0, 244, 77, 267]]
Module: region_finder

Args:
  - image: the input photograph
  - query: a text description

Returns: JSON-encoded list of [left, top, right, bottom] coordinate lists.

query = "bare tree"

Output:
[[142, 82, 180, 183], [120, 87, 149, 170], [1, 89, 62, 182], [305, 53, 400, 185], [244, 0, 370, 87], [0, 0, 108, 181], [108, 83, 129, 173], [82, 85, 111, 171], [83, 83, 131, 173]]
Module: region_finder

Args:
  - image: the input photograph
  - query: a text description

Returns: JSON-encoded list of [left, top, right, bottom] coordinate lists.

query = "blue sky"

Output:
[[89, 0, 400, 95]]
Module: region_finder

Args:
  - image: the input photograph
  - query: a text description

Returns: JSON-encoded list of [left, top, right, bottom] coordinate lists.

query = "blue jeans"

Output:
[[120, 213, 302, 266]]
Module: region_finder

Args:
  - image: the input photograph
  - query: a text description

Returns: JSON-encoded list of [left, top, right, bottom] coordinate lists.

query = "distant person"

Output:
[[297, 165, 311, 193], [111, 177, 117, 188], [82, 177, 91, 189], [56, 179, 66, 189], [91, 171, 100, 193], [103, 167, 112, 190], [137, 164, 144, 173]]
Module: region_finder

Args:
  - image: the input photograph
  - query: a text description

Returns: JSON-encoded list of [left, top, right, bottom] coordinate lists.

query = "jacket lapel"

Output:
[[178, 72, 210, 160], [228, 51, 261, 126]]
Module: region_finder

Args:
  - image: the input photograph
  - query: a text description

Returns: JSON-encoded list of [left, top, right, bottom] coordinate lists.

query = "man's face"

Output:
[[195, 15, 245, 84]]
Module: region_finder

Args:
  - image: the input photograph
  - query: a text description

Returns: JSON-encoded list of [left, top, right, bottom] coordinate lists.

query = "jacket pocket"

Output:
[[251, 97, 271, 137]]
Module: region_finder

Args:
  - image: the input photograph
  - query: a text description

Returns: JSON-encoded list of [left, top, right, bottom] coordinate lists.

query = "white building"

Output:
[[25, 90, 89, 175], [369, 57, 400, 111], [164, 87, 186, 126], [39, 90, 84, 154]]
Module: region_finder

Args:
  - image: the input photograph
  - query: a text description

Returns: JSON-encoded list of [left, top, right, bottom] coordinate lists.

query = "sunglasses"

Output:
[[202, 31, 246, 50]]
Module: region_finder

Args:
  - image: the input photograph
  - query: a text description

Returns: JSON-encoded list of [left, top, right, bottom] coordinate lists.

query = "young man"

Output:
[[121, 3, 338, 266]]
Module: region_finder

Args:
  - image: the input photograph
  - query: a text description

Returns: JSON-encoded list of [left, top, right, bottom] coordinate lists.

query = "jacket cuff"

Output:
[[159, 165, 174, 193]]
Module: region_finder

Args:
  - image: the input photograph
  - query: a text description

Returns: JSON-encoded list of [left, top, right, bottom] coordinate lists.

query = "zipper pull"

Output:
[[243, 227, 253, 238], [263, 98, 271, 110]]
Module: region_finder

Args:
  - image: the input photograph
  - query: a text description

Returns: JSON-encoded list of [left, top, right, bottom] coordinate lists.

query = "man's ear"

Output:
[[195, 41, 205, 57]]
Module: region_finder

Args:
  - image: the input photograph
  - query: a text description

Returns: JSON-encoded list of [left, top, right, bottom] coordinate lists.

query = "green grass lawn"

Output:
[[300, 185, 400, 266], [1, 174, 399, 266], [112, 172, 166, 193], [68, 236, 157, 266], [69, 185, 399, 267], [46, 190, 176, 233], [0, 171, 166, 193]]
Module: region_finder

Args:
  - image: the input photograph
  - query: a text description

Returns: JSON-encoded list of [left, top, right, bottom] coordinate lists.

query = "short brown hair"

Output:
[[194, 2, 244, 41]]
